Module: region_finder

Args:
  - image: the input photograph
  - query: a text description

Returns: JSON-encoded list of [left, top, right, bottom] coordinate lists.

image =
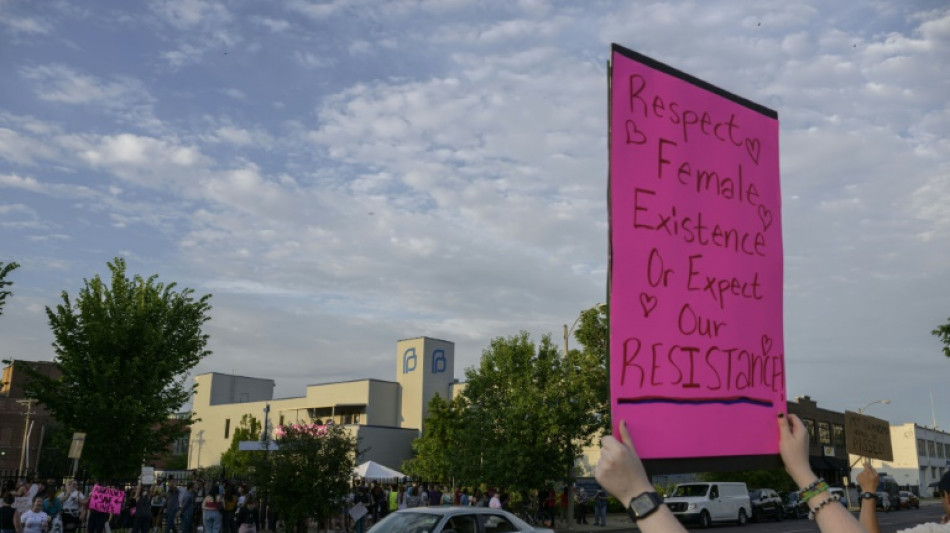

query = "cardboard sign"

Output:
[[88, 485, 125, 514], [609, 44, 784, 469], [141, 466, 155, 485], [68, 432, 86, 460], [13, 497, 31, 513], [845, 411, 893, 461]]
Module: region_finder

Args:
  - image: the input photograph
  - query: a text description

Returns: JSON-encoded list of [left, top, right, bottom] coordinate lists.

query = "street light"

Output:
[[562, 318, 582, 530], [857, 399, 890, 414]]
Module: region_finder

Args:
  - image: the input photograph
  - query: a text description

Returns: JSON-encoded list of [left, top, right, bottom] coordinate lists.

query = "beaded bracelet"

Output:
[[800, 479, 830, 503], [808, 493, 840, 520]]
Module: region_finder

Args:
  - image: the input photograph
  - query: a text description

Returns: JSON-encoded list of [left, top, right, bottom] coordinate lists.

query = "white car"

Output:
[[368, 506, 555, 533]]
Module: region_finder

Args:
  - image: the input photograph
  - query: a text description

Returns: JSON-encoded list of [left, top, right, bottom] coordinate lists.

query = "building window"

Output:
[[929, 441, 937, 458], [833, 424, 845, 447], [224, 418, 231, 439], [803, 419, 816, 441], [818, 422, 831, 445], [933, 467, 938, 478], [919, 439, 928, 457], [945, 444, 950, 458], [940, 444, 946, 459]]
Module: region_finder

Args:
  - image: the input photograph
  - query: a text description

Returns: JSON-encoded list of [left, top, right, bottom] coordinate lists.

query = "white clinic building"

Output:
[[187, 336, 461, 472], [850, 423, 950, 495]]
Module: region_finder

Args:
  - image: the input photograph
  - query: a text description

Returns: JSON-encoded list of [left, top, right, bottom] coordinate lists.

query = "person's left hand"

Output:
[[857, 462, 879, 493], [594, 419, 654, 506]]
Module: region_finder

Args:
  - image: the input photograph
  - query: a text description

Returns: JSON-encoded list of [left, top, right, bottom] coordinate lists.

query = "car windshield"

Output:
[[749, 490, 762, 499], [671, 485, 708, 497], [369, 512, 441, 533]]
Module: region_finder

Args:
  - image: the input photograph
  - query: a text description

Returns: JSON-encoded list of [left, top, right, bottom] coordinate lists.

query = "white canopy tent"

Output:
[[353, 460, 406, 481]]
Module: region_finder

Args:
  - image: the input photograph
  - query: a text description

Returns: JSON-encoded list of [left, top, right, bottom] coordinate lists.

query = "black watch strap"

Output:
[[627, 491, 664, 520], [860, 492, 877, 500]]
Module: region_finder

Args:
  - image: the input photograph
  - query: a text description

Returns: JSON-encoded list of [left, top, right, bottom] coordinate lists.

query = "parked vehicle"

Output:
[[748, 488, 783, 522], [877, 476, 901, 512], [899, 491, 920, 510], [664, 482, 751, 528], [368, 506, 555, 533], [781, 491, 805, 519]]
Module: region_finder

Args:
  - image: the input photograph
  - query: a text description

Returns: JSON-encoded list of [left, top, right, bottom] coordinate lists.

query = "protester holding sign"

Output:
[[595, 414, 868, 533], [59, 480, 84, 533], [20, 498, 50, 533]]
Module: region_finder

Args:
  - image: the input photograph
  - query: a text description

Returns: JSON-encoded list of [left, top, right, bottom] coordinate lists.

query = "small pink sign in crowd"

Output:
[[88, 485, 125, 515]]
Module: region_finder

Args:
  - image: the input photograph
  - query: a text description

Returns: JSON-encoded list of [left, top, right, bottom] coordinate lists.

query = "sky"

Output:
[[1, 1, 948, 431]]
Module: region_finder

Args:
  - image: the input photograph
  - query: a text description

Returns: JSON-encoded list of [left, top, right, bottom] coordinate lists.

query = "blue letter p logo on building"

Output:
[[432, 349, 446, 374], [403, 348, 417, 374]]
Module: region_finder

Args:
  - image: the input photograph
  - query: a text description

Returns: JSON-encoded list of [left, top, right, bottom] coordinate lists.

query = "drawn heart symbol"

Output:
[[639, 292, 657, 318], [626, 120, 647, 145], [757, 205, 773, 232], [745, 138, 761, 165], [761, 335, 773, 356]]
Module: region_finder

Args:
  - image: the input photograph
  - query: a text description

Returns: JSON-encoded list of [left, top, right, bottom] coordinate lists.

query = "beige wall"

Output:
[[189, 337, 457, 470], [396, 337, 454, 433]]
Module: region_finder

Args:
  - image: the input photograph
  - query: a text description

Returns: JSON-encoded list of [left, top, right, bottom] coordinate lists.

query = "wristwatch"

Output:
[[860, 492, 877, 501], [627, 491, 664, 520]]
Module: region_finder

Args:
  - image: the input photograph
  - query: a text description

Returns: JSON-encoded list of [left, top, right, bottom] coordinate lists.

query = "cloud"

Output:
[[18, 65, 162, 131], [0, 128, 59, 166]]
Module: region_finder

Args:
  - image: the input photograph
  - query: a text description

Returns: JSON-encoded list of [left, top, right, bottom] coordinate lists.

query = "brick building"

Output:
[[0, 360, 60, 476], [788, 395, 850, 484]]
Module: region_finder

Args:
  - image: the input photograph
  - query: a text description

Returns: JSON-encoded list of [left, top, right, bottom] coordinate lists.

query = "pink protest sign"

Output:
[[608, 44, 785, 467], [88, 484, 125, 514]]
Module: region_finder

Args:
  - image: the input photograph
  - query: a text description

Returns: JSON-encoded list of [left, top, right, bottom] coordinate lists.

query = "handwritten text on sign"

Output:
[[89, 485, 125, 514], [609, 45, 785, 460], [845, 411, 894, 462]]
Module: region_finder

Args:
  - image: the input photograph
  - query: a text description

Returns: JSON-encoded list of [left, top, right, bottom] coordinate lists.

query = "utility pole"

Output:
[[17, 398, 37, 480], [564, 322, 576, 531]]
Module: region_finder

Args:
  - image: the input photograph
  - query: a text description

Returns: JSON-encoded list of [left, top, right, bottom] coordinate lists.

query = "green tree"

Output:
[[934, 317, 950, 359], [26, 257, 212, 480], [402, 394, 464, 481], [453, 331, 603, 494], [571, 303, 610, 431], [0, 261, 20, 317], [267, 422, 357, 533], [220, 414, 264, 479]]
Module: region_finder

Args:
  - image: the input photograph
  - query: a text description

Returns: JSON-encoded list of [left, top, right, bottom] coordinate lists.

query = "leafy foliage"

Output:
[[220, 414, 264, 479], [0, 261, 20, 317], [266, 423, 357, 533], [571, 303, 610, 431], [453, 331, 604, 493], [26, 257, 212, 480], [934, 317, 950, 359], [402, 394, 464, 481]]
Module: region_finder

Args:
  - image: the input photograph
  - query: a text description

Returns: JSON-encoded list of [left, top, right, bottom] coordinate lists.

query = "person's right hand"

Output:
[[594, 419, 654, 506], [777, 413, 815, 487]]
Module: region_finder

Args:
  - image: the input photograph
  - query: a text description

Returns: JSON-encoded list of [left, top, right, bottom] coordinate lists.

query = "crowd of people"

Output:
[[0, 478, 260, 533], [335, 478, 608, 530]]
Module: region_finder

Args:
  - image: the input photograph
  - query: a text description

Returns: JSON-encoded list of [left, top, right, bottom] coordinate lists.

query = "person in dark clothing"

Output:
[[1, 493, 18, 533], [132, 485, 152, 533]]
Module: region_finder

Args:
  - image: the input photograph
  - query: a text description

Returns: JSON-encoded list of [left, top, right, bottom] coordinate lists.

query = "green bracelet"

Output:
[[801, 480, 830, 503]]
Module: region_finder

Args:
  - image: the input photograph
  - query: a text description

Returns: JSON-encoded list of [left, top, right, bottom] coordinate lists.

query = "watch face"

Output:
[[631, 493, 658, 517]]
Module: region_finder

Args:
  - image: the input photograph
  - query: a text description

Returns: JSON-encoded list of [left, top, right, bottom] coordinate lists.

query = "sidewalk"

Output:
[[552, 513, 638, 533]]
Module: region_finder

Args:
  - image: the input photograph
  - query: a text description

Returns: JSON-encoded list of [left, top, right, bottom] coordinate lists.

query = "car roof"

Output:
[[393, 506, 521, 517]]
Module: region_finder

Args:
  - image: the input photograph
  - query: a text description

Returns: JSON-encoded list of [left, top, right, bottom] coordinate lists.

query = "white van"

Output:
[[664, 482, 752, 528]]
